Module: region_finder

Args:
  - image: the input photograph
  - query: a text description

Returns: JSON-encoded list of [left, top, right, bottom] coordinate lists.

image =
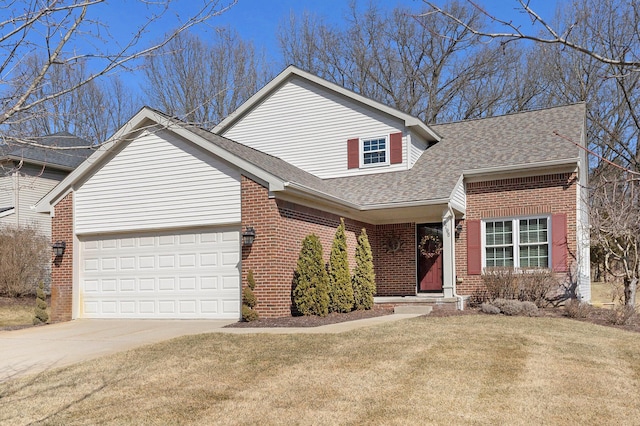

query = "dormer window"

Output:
[[362, 137, 388, 166], [347, 132, 403, 169]]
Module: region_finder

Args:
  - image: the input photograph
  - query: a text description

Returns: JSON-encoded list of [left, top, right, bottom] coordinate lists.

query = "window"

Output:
[[361, 137, 388, 166], [483, 217, 550, 269]]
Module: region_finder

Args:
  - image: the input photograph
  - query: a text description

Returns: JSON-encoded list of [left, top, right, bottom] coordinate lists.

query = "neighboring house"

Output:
[[36, 66, 590, 322], [0, 132, 93, 238]]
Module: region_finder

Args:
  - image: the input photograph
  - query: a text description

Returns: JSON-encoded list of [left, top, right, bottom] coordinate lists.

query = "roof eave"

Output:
[[214, 65, 440, 142], [463, 158, 579, 179], [35, 107, 289, 213]]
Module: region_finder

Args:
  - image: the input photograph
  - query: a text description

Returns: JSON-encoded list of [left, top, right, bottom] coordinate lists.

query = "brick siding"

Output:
[[50, 192, 73, 322], [455, 173, 578, 295], [240, 176, 418, 317]]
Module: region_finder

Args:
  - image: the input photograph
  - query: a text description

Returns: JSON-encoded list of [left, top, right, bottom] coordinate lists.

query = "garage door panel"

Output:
[[80, 227, 241, 319]]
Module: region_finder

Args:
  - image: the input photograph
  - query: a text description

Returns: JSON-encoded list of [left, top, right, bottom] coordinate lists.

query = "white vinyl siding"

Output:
[[222, 77, 407, 178], [450, 177, 466, 213], [79, 228, 240, 319], [409, 131, 428, 168], [0, 165, 67, 237], [75, 129, 241, 234]]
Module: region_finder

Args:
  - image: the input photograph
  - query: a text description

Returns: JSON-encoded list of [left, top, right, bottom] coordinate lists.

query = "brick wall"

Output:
[[455, 173, 578, 295], [50, 192, 73, 322], [372, 223, 416, 296], [240, 176, 417, 317]]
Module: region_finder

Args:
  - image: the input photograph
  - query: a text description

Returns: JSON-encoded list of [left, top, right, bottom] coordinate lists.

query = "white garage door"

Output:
[[80, 227, 241, 319]]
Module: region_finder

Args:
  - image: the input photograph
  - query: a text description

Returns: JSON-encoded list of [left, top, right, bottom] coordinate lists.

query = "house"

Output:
[[0, 132, 93, 238], [36, 66, 590, 322]]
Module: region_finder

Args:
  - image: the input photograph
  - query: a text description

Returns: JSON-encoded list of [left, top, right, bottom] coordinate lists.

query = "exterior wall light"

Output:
[[455, 223, 463, 238], [242, 227, 256, 246], [52, 241, 66, 257]]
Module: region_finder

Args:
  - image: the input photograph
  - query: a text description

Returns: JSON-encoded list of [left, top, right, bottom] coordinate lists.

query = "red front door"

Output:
[[417, 224, 443, 292]]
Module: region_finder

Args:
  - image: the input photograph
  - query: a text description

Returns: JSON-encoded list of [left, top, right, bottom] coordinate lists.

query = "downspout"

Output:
[[448, 203, 464, 310]]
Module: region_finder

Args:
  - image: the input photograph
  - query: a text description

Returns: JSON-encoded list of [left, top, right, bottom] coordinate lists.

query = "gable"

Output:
[[75, 128, 241, 234], [221, 76, 410, 179]]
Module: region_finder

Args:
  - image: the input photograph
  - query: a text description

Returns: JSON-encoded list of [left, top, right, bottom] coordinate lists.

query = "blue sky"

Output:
[[99, 0, 561, 69]]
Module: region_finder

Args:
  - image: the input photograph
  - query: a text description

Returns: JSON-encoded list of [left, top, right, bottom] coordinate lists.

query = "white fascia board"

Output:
[[462, 158, 579, 180], [0, 208, 15, 218], [359, 198, 450, 211], [3, 156, 74, 172], [35, 107, 287, 213], [214, 65, 440, 143]]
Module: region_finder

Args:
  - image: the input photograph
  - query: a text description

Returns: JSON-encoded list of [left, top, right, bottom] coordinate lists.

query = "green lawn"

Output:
[[1, 315, 639, 425]]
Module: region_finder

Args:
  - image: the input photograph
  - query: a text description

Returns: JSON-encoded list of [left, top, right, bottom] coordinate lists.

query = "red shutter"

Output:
[[552, 213, 568, 272], [467, 220, 482, 275], [347, 138, 359, 169], [390, 132, 402, 164]]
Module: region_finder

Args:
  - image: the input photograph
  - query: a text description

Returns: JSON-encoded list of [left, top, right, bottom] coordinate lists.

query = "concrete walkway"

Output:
[[0, 314, 419, 382]]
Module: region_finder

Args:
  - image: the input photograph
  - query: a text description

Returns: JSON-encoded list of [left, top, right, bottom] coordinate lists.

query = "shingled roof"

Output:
[[189, 103, 585, 208], [1, 132, 94, 170], [324, 103, 585, 206], [36, 104, 585, 214]]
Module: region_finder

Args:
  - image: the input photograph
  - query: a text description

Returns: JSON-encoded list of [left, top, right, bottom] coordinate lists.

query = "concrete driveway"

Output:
[[0, 319, 235, 382]]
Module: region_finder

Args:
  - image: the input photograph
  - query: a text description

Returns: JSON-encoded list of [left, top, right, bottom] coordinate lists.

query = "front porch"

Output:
[[374, 294, 468, 314]]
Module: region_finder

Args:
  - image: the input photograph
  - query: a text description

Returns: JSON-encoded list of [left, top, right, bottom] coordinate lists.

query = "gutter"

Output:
[[462, 158, 578, 177]]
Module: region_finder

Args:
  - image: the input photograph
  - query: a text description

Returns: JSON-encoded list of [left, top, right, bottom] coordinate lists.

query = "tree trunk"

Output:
[[624, 277, 637, 307]]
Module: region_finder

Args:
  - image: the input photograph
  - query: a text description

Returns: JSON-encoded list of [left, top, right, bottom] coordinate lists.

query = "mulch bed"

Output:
[[225, 303, 640, 333], [3, 296, 639, 334], [225, 305, 394, 328]]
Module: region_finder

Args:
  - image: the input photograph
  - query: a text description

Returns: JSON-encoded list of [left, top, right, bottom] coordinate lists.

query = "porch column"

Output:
[[442, 208, 455, 298]]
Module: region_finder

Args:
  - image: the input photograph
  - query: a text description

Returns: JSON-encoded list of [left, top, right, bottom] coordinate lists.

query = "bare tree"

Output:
[[279, 1, 539, 124], [426, 0, 640, 305], [424, 0, 640, 71], [0, 0, 237, 148], [143, 29, 270, 128], [591, 175, 640, 306], [6, 55, 138, 143]]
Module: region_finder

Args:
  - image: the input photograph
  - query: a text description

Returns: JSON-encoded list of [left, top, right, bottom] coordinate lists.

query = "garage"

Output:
[[80, 227, 241, 319]]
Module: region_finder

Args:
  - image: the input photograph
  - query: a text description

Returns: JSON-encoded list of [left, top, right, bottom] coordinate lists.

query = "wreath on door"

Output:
[[418, 233, 442, 258]]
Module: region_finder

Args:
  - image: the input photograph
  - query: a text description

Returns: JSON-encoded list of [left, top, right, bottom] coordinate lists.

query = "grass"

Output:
[[0, 297, 38, 327], [1, 315, 639, 425], [590, 281, 640, 308]]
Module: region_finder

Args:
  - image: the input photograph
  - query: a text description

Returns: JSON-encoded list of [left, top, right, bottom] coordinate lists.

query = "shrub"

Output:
[[497, 299, 523, 316], [482, 269, 519, 300], [352, 228, 376, 310], [328, 218, 354, 313], [0, 224, 49, 297], [468, 288, 492, 307], [242, 270, 259, 322], [482, 268, 558, 307], [293, 234, 329, 316], [606, 305, 636, 325], [33, 281, 49, 325], [481, 302, 501, 314], [564, 299, 591, 319], [520, 301, 539, 317], [518, 270, 557, 307]]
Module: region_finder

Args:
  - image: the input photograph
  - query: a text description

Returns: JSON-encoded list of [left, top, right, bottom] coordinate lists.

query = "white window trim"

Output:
[[360, 135, 389, 168], [481, 215, 552, 270]]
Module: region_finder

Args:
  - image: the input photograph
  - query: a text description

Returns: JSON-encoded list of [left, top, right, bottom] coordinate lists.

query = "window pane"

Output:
[[362, 138, 386, 164]]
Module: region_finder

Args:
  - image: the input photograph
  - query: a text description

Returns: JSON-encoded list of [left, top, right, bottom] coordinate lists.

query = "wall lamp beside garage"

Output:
[[52, 241, 66, 257], [242, 227, 256, 246]]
